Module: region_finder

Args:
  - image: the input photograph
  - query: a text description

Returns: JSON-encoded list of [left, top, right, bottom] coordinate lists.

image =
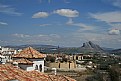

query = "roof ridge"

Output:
[[12, 47, 45, 58], [28, 46, 34, 57], [13, 58, 33, 64]]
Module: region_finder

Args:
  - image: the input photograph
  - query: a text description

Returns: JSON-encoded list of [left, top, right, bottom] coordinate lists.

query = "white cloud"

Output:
[[2, 32, 121, 48], [109, 23, 121, 29], [90, 11, 121, 23], [13, 33, 30, 38], [37, 34, 47, 37], [64, 0, 70, 3], [66, 18, 94, 31], [11, 33, 61, 45], [39, 0, 52, 3], [49, 34, 61, 39], [108, 29, 120, 35], [72, 30, 121, 48], [90, 11, 121, 34], [66, 18, 73, 25], [32, 12, 49, 18], [39, 24, 51, 26], [102, 0, 121, 8], [0, 40, 7, 43], [0, 22, 8, 25], [54, 9, 79, 17], [113, 0, 121, 8], [0, 4, 22, 16], [73, 23, 94, 31], [90, 11, 121, 36], [0, 40, 9, 46], [36, 34, 61, 40]]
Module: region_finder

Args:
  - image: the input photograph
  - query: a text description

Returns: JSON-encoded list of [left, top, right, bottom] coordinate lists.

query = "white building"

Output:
[[0, 46, 17, 55], [12, 47, 46, 72], [0, 46, 17, 63]]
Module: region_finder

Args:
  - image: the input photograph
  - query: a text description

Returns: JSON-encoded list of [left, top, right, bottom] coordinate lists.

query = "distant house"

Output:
[[0, 55, 6, 64], [0, 46, 17, 63], [12, 47, 46, 72], [0, 46, 16, 55]]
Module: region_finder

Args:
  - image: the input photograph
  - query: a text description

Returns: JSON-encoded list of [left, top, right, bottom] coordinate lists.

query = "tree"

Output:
[[109, 66, 120, 81], [46, 56, 55, 62]]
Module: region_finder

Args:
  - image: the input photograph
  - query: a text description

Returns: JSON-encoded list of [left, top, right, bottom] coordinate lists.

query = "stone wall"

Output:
[[48, 62, 76, 69]]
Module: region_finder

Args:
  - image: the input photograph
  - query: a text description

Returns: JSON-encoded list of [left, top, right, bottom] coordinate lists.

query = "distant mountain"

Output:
[[59, 41, 104, 54], [80, 41, 104, 52], [20, 44, 58, 48], [110, 49, 121, 55], [4, 41, 105, 54], [4, 44, 58, 50], [102, 47, 114, 52]]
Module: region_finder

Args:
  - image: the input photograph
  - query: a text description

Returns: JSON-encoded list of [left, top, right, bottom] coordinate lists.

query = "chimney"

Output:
[[13, 62, 18, 68], [52, 68, 57, 75]]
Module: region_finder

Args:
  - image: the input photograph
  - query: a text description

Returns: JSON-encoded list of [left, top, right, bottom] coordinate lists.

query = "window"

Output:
[[35, 65, 38, 70], [39, 64, 42, 72]]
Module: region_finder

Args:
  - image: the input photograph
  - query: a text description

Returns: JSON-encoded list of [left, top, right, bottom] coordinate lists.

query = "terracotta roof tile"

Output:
[[12, 47, 46, 58], [0, 64, 76, 81], [13, 58, 33, 65], [0, 64, 49, 81], [48, 74, 76, 81]]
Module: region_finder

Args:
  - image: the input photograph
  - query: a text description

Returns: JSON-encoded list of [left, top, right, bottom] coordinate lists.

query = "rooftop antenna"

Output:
[[52, 68, 57, 75], [57, 45, 60, 56]]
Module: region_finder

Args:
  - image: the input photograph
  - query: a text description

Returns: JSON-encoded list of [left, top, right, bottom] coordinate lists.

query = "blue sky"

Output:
[[0, 0, 121, 48]]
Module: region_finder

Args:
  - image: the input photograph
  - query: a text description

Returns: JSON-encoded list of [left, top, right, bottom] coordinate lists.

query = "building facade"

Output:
[[12, 47, 46, 72]]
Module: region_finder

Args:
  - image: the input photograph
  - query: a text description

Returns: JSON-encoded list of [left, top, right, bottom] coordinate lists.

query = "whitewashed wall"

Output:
[[19, 64, 34, 71], [28, 58, 44, 72]]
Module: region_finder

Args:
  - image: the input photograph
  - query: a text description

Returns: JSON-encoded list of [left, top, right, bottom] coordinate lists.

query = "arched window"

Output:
[[39, 64, 42, 72], [35, 65, 38, 70], [76, 56, 78, 60]]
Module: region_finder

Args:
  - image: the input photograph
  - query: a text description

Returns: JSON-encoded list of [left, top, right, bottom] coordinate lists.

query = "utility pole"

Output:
[[57, 45, 60, 56]]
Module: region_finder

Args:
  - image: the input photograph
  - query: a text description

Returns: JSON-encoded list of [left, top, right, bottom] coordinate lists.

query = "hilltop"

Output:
[[3, 41, 105, 54]]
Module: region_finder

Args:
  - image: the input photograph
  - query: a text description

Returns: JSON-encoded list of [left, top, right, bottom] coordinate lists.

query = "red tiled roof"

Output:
[[48, 74, 76, 81], [0, 64, 76, 81], [12, 47, 46, 58], [13, 58, 33, 65]]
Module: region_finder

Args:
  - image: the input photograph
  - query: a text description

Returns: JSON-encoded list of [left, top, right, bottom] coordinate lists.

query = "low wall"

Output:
[[48, 62, 76, 69]]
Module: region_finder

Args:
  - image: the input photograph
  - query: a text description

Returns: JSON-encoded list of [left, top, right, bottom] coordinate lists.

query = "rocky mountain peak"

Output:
[[81, 41, 103, 52]]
